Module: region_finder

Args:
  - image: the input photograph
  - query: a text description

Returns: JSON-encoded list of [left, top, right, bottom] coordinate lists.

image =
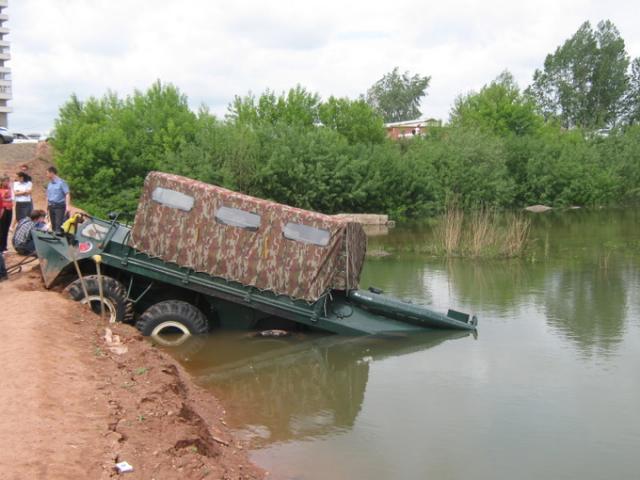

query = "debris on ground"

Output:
[[104, 327, 128, 355], [115, 461, 134, 473]]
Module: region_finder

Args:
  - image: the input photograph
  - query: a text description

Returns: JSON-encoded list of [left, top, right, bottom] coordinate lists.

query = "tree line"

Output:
[[54, 20, 640, 220]]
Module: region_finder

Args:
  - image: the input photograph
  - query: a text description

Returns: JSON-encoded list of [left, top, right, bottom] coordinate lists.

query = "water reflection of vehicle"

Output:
[[168, 331, 471, 447]]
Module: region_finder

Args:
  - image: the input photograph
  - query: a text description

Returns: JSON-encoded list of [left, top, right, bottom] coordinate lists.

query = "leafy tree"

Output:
[[53, 78, 640, 221], [250, 126, 374, 213], [600, 124, 640, 200], [366, 67, 431, 122], [527, 20, 629, 129], [450, 71, 543, 136], [332, 140, 440, 218], [53, 81, 198, 217], [227, 85, 320, 127], [522, 124, 624, 207], [161, 109, 261, 194], [410, 128, 515, 210], [318, 96, 386, 144], [621, 58, 640, 125]]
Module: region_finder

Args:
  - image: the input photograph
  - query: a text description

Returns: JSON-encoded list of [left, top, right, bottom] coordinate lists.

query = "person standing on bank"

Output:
[[13, 171, 33, 221], [46, 166, 70, 232], [0, 175, 13, 252]]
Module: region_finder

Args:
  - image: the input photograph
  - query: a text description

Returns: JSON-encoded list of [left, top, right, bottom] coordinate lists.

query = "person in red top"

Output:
[[0, 174, 13, 252]]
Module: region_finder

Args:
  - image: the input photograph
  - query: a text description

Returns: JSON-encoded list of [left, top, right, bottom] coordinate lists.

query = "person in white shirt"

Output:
[[13, 171, 33, 221]]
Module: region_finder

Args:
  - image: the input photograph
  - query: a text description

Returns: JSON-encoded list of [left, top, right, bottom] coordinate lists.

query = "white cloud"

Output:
[[4, 0, 640, 132]]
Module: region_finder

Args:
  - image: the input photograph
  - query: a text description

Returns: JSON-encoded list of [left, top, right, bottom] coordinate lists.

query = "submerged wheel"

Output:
[[66, 275, 134, 324], [135, 300, 209, 345]]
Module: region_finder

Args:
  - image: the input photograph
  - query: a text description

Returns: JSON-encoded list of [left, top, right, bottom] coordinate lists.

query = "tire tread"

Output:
[[65, 275, 134, 323], [135, 300, 208, 336]]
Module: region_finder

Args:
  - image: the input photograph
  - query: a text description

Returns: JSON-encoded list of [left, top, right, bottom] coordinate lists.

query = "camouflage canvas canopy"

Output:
[[130, 172, 367, 302]]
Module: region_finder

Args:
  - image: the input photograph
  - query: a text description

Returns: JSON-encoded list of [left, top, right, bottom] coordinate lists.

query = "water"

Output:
[[165, 209, 640, 479]]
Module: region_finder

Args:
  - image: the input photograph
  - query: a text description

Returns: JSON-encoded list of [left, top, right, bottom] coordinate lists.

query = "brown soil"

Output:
[[0, 257, 265, 480], [0, 145, 265, 479], [1, 142, 54, 209]]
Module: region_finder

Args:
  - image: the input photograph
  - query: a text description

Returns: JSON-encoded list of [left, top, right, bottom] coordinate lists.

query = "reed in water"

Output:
[[434, 206, 531, 258]]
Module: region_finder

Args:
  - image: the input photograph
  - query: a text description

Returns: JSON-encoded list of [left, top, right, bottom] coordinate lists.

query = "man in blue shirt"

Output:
[[46, 166, 71, 232]]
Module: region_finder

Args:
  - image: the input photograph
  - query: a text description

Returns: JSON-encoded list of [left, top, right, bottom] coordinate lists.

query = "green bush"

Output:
[[524, 127, 618, 206], [600, 125, 640, 201], [408, 128, 515, 210], [52, 82, 640, 221]]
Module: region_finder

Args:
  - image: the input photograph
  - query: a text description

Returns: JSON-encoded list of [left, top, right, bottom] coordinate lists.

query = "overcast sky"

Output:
[[6, 0, 640, 132]]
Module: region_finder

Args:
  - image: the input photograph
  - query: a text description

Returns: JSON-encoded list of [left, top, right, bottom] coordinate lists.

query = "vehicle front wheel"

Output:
[[66, 275, 134, 323], [136, 300, 209, 346]]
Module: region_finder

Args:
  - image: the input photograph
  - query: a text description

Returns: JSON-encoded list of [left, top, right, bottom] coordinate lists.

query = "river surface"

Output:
[[166, 209, 640, 480]]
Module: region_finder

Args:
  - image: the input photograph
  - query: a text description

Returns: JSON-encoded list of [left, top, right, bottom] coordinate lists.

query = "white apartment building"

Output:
[[0, 0, 11, 128]]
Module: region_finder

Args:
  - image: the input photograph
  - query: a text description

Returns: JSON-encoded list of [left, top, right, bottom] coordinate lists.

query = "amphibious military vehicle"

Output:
[[33, 172, 477, 341]]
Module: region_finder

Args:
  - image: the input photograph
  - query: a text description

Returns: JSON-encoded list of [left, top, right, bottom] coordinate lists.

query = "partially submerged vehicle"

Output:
[[33, 172, 477, 340]]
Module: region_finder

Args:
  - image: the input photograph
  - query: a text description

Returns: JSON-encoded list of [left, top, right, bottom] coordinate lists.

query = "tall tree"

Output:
[[527, 20, 629, 129], [450, 71, 542, 136], [622, 57, 640, 125], [366, 67, 431, 122]]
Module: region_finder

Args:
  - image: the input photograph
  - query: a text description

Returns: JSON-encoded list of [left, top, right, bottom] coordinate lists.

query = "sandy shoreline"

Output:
[[0, 256, 265, 479]]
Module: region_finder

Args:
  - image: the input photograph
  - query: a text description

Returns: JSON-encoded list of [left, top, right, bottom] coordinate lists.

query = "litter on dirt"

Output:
[[115, 460, 134, 473], [104, 327, 128, 355]]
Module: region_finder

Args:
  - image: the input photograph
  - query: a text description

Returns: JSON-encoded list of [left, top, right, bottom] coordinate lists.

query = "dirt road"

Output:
[[0, 265, 111, 478]]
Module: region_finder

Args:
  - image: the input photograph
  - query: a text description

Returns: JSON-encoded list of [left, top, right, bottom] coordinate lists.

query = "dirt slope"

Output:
[[0, 146, 264, 478], [0, 142, 53, 209], [0, 261, 264, 479]]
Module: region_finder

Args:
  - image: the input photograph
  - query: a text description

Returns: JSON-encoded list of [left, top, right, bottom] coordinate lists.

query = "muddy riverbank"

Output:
[[0, 256, 264, 479]]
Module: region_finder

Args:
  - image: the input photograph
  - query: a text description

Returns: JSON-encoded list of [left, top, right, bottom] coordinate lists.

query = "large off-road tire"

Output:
[[136, 300, 209, 345], [66, 275, 134, 324]]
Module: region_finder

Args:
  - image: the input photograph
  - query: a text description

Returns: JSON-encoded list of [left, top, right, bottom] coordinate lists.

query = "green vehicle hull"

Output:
[[33, 216, 477, 336]]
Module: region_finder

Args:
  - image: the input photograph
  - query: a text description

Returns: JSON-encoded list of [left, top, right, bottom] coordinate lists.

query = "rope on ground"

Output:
[[7, 255, 38, 276]]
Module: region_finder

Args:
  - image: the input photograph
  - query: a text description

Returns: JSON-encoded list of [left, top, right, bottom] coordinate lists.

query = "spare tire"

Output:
[[135, 300, 209, 344], [66, 275, 134, 324]]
